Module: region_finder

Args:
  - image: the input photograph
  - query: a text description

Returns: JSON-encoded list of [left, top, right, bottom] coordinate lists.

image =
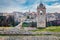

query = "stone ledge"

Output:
[[0, 27, 60, 35], [0, 36, 60, 40]]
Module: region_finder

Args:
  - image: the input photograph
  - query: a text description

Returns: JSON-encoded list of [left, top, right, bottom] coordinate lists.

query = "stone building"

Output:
[[37, 3, 46, 28]]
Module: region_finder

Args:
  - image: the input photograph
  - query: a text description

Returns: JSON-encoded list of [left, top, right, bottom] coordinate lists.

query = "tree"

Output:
[[27, 16, 29, 19], [7, 15, 15, 27]]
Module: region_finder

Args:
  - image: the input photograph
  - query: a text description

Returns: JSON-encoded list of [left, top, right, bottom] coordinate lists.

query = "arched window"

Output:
[[40, 11, 43, 15]]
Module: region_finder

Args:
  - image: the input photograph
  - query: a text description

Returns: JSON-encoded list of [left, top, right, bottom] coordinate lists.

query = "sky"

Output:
[[0, 0, 60, 13]]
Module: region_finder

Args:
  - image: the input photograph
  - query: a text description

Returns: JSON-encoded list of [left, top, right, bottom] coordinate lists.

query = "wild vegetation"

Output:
[[0, 16, 19, 27]]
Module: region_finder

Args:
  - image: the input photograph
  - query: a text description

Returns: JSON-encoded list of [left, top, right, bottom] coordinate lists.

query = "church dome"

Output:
[[39, 3, 44, 7], [39, 3, 46, 9]]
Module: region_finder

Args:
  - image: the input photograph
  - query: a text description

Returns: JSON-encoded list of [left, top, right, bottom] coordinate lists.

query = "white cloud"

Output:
[[15, 0, 26, 4], [52, 3, 60, 6], [0, 0, 27, 13], [0, 0, 60, 13], [34, 0, 58, 3], [44, 0, 58, 2], [28, 1, 60, 13], [46, 3, 60, 13], [0, 6, 27, 13]]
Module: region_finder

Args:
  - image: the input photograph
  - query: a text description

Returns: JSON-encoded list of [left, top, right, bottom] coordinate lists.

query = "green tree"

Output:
[[27, 16, 29, 19]]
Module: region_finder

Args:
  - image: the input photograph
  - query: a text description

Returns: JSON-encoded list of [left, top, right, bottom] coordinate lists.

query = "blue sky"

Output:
[[0, 0, 60, 13]]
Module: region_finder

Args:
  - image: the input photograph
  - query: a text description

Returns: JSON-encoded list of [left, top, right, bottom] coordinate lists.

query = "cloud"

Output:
[[46, 3, 60, 13], [0, 0, 60, 13], [44, 0, 58, 2], [14, 0, 26, 4], [52, 2, 60, 6], [0, 0, 27, 13]]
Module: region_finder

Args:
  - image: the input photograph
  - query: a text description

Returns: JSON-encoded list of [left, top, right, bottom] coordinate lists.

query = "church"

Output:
[[17, 1, 60, 28], [37, 3, 46, 28], [22, 3, 47, 28]]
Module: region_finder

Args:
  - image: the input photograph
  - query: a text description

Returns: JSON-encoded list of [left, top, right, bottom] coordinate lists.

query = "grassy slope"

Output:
[[30, 26, 60, 32], [0, 26, 60, 32]]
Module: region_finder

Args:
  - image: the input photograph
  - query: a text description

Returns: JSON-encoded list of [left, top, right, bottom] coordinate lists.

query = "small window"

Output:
[[40, 13, 42, 15], [40, 11, 43, 15]]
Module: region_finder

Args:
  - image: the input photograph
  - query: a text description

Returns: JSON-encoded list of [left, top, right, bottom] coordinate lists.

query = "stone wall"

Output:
[[0, 36, 60, 40]]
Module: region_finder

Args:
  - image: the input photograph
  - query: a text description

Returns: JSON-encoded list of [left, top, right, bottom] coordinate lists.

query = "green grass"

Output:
[[30, 26, 60, 32], [22, 22, 30, 27], [0, 26, 60, 36]]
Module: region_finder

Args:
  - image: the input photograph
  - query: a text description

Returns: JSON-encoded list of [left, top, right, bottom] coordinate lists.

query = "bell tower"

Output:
[[37, 3, 46, 28]]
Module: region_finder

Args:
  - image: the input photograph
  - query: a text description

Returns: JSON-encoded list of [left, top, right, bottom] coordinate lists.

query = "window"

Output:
[[40, 13, 42, 15], [40, 11, 43, 15]]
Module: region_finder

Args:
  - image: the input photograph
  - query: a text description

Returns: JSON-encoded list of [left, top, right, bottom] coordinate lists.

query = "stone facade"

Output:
[[37, 3, 46, 28]]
